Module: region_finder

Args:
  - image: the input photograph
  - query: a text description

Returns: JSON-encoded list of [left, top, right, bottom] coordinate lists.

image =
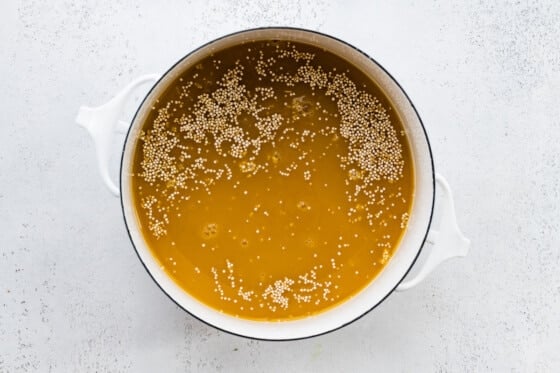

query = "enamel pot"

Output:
[[76, 27, 469, 340]]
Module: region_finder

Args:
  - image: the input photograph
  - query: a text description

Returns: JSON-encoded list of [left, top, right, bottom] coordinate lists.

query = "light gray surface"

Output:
[[1, 1, 559, 371]]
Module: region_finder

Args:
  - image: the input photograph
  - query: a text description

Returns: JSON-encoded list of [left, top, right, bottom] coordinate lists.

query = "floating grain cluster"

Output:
[[131, 40, 414, 320]]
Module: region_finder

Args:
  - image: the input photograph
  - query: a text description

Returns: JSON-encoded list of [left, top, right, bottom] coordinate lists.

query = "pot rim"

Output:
[[119, 26, 435, 341]]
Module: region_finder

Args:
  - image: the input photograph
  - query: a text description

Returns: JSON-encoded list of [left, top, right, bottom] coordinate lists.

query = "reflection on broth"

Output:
[[131, 40, 414, 320]]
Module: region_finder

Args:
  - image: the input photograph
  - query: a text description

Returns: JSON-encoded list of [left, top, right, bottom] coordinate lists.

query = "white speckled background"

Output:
[[1, 1, 559, 371]]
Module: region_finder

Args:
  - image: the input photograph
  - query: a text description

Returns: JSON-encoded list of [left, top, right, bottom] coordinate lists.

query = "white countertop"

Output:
[[1, 1, 559, 371]]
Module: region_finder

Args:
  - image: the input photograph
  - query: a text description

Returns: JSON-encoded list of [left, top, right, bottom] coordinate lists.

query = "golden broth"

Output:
[[131, 40, 414, 320]]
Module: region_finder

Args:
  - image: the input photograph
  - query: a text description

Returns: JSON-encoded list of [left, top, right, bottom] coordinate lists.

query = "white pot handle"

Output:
[[396, 174, 470, 291], [76, 74, 159, 196]]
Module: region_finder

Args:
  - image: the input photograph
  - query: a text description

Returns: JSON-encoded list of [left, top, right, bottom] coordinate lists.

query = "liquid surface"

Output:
[[131, 40, 414, 320]]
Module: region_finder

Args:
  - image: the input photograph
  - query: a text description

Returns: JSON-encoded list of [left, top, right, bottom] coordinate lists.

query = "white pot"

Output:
[[76, 28, 469, 340]]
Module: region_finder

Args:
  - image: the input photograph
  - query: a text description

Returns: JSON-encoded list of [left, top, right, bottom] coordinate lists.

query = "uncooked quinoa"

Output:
[[131, 40, 414, 320]]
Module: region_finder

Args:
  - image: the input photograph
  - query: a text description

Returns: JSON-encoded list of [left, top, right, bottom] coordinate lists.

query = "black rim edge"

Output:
[[119, 26, 436, 342]]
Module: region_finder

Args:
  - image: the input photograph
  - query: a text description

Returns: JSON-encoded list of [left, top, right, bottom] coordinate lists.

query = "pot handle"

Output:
[[76, 74, 159, 196], [396, 174, 470, 291]]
